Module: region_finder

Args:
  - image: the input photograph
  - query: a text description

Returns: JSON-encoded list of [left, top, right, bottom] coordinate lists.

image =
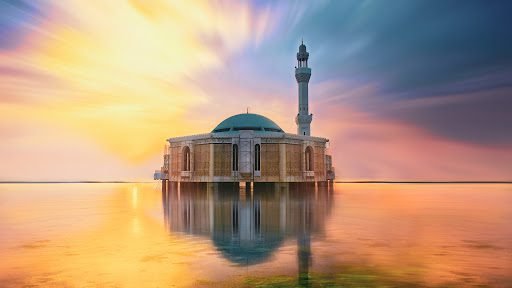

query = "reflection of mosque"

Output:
[[162, 183, 334, 282]]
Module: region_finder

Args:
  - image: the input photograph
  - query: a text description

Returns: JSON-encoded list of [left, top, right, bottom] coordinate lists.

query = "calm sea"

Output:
[[0, 183, 511, 287]]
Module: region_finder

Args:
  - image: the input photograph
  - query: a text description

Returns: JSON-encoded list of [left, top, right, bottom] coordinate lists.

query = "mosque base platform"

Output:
[[161, 180, 333, 194]]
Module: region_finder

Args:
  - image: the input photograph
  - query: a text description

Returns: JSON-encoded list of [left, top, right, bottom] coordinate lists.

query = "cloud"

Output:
[[380, 85, 512, 146], [1, 0, 511, 180], [316, 105, 512, 181], [0, 0, 276, 164], [282, 0, 512, 147], [0, 0, 48, 50], [0, 119, 158, 181]]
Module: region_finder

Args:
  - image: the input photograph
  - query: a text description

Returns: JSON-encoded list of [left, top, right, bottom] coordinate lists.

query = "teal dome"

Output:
[[212, 113, 284, 133]]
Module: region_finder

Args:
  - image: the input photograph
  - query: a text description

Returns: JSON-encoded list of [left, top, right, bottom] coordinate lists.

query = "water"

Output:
[[0, 183, 511, 287]]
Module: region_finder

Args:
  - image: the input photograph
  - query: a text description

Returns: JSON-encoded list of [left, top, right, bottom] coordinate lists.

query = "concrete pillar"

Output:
[[274, 182, 289, 192], [161, 180, 167, 193], [207, 182, 219, 193], [245, 182, 252, 193]]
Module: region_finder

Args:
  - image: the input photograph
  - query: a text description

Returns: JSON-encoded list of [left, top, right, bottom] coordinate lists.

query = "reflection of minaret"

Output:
[[295, 40, 312, 136], [297, 191, 312, 286]]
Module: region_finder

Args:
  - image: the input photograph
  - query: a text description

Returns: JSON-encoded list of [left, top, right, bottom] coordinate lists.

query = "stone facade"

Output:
[[161, 130, 332, 183]]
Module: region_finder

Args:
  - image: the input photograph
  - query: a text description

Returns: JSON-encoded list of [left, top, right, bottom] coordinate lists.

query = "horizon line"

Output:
[[335, 181, 512, 184], [0, 180, 511, 184]]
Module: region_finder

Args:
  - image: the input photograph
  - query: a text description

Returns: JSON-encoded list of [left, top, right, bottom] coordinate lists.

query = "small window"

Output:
[[254, 144, 261, 171], [213, 128, 230, 133], [232, 144, 238, 171], [233, 126, 262, 131]]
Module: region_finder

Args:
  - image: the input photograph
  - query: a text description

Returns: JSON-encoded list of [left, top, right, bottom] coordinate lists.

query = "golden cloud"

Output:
[[1, 0, 273, 163]]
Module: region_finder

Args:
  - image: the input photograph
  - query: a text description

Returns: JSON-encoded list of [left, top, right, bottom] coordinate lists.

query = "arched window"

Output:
[[232, 144, 238, 171], [254, 144, 261, 171], [182, 146, 190, 171], [305, 146, 314, 171]]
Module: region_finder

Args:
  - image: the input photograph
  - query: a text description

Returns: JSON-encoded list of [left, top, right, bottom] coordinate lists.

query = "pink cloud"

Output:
[[316, 105, 512, 181]]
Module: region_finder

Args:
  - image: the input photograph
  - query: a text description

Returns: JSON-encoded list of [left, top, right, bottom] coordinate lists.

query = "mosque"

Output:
[[156, 42, 335, 184]]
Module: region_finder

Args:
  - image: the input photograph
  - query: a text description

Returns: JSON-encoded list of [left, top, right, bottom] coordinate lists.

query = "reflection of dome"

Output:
[[212, 235, 283, 265], [212, 113, 284, 133], [163, 183, 334, 266]]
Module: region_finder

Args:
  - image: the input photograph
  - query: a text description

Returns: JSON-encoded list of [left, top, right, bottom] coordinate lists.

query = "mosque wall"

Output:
[[261, 144, 280, 179], [193, 144, 210, 177], [213, 143, 231, 177], [170, 145, 181, 178], [314, 146, 326, 180], [286, 144, 302, 177], [166, 136, 329, 182]]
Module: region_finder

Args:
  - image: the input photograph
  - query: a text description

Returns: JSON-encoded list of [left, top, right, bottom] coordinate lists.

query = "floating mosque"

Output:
[[156, 42, 335, 186]]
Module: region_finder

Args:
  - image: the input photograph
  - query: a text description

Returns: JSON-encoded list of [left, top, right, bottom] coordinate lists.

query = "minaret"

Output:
[[295, 40, 312, 136]]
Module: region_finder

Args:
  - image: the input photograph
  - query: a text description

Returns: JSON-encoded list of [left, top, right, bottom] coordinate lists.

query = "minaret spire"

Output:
[[295, 40, 312, 136]]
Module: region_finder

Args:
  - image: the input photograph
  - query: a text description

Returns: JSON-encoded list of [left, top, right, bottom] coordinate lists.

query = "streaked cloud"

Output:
[[0, 0, 511, 180], [1, 0, 275, 163]]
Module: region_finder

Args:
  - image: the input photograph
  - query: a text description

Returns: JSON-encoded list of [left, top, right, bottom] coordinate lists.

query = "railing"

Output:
[[303, 171, 315, 178], [180, 171, 192, 178], [154, 168, 169, 180]]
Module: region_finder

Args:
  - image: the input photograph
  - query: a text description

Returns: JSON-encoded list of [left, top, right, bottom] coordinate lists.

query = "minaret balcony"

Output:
[[295, 67, 311, 82], [295, 114, 313, 125], [295, 67, 311, 74]]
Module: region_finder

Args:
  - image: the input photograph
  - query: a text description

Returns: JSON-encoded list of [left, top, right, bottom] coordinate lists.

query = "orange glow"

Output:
[[0, 184, 203, 286], [0, 1, 271, 164], [1, 183, 511, 286]]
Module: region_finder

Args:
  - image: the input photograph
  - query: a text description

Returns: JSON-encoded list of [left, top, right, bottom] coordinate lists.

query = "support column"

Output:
[[245, 182, 252, 193], [275, 182, 289, 193], [207, 182, 218, 193]]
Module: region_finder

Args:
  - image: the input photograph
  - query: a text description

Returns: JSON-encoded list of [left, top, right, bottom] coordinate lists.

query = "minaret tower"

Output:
[[295, 40, 312, 136]]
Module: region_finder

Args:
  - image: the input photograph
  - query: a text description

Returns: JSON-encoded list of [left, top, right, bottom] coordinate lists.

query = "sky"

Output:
[[0, 0, 511, 181]]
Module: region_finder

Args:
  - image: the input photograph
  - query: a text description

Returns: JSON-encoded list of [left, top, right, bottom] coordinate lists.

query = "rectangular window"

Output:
[[254, 144, 261, 171]]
